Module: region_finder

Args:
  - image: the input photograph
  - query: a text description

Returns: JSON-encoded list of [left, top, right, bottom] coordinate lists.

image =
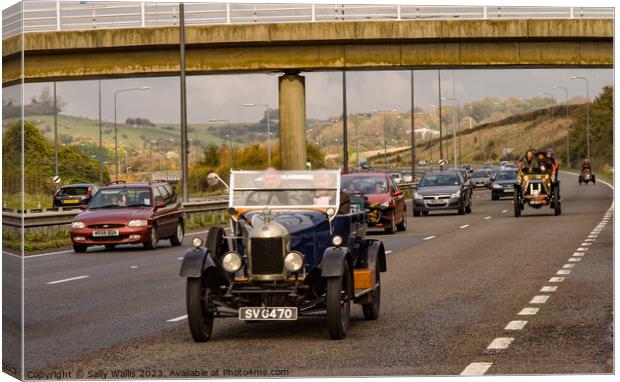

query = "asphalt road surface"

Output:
[[5, 172, 613, 377]]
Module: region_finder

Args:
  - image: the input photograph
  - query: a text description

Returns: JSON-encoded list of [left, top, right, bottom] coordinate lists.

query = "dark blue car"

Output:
[[180, 170, 386, 341]]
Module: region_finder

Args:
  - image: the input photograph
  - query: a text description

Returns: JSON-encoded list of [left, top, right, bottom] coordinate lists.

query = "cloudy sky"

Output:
[[5, 68, 611, 125]]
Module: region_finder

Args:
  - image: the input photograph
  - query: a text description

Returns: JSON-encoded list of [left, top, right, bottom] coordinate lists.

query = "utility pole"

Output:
[[342, 70, 349, 173], [571, 76, 590, 160], [179, 2, 189, 201], [438, 70, 444, 170], [98, 80, 103, 185], [53, 81, 58, 177], [410, 70, 416, 181]]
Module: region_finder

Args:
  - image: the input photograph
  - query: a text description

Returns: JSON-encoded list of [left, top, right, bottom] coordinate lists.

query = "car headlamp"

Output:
[[450, 190, 461, 198], [71, 221, 85, 229], [379, 201, 390, 208], [221, 252, 242, 273], [128, 219, 148, 227], [414, 192, 424, 200], [284, 251, 304, 272], [332, 235, 343, 247], [192, 237, 203, 248], [492, 183, 503, 189], [326, 207, 336, 217]]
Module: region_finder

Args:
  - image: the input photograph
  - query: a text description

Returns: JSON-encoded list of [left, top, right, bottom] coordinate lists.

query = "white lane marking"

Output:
[[2, 251, 21, 259], [501, 209, 507, 213], [563, 263, 576, 269], [577, 247, 589, 251], [540, 286, 557, 292], [46, 275, 90, 285], [530, 295, 550, 304], [461, 362, 493, 376], [580, 243, 592, 246], [505, 320, 528, 330], [585, 238, 595, 242], [177, 257, 183, 260], [130, 265, 138, 269], [483, 216, 492, 220], [518, 307, 540, 315], [568, 257, 581, 263], [487, 337, 514, 350], [549, 277, 565, 282], [385, 250, 393, 255], [24, 249, 77, 258], [588, 235, 598, 239], [459, 224, 470, 229], [573, 252, 585, 257], [166, 315, 188, 322], [557, 269, 571, 275], [423, 236, 436, 241]]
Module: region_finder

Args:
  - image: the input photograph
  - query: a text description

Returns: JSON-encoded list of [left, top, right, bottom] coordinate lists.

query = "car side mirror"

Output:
[[154, 201, 165, 210], [393, 190, 403, 197]]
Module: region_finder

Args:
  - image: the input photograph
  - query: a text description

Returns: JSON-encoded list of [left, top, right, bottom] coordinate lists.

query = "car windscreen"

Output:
[[231, 170, 340, 209], [58, 187, 89, 196], [496, 171, 517, 181], [472, 171, 489, 178], [419, 174, 461, 187], [342, 176, 388, 194], [88, 187, 152, 208]]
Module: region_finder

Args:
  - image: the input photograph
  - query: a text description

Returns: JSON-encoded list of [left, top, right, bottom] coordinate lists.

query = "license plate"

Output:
[[239, 307, 298, 321], [532, 190, 539, 196], [92, 229, 119, 237], [427, 199, 445, 205], [530, 200, 541, 205], [64, 199, 79, 204], [503, 188, 513, 193]]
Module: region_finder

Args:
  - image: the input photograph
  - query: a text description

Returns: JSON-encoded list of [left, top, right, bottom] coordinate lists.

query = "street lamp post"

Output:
[[98, 80, 103, 185], [374, 109, 396, 170], [243, 103, 272, 167], [552, 85, 570, 167], [538, 92, 557, 151], [113, 86, 150, 181], [571, 76, 590, 160], [441, 97, 460, 168], [209, 119, 233, 168]]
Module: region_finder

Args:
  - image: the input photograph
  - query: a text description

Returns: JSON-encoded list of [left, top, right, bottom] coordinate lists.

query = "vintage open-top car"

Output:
[[179, 169, 387, 342], [514, 168, 561, 217]]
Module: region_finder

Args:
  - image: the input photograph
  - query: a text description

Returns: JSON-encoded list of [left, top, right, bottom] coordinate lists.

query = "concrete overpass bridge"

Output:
[[2, 2, 613, 170]]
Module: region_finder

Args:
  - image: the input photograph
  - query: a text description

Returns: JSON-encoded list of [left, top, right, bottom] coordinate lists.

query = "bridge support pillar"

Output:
[[278, 73, 307, 170]]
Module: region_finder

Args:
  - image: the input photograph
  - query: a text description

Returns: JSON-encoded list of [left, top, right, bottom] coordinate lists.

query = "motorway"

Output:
[[4, 172, 613, 377]]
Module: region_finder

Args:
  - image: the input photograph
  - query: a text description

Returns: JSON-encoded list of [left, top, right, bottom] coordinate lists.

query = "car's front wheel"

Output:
[[73, 244, 87, 253], [186, 277, 215, 342], [326, 262, 351, 340], [362, 262, 381, 320], [143, 225, 158, 250], [170, 221, 184, 246], [396, 210, 407, 231]]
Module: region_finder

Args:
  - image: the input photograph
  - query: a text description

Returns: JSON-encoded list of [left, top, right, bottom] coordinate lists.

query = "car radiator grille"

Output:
[[250, 238, 284, 275], [88, 224, 125, 228]]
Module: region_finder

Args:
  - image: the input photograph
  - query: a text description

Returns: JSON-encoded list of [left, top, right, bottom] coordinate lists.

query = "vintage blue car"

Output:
[[180, 169, 387, 341]]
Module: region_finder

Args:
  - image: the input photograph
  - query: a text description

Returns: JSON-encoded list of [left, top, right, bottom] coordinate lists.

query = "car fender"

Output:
[[320, 246, 351, 278], [356, 239, 387, 273], [179, 246, 217, 278]]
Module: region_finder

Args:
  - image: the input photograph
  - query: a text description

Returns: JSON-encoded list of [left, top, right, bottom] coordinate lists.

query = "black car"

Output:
[[491, 170, 518, 200], [53, 184, 99, 208], [413, 170, 473, 216]]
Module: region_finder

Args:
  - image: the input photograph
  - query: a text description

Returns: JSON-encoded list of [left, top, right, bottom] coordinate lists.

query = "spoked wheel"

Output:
[[513, 192, 521, 217], [362, 262, 381, 320], [186, 277, 215, 342], [326, 262, 352, 340]]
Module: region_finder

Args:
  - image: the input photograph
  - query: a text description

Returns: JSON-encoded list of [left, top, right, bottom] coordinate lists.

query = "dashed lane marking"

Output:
[[459, 224, 470, 229], [568, 257, 581, 262], [46, 275, 90, 285], [563, 263, 576, 269], [577, 247, 589, 252], [166, 315, 188, 322], [502, 210, 507, 213], [573, 252, 585, 257], [530, 295, 550, 304], [540, 286, 557, 292], [423, 236, 436, 241], [461, 362, 493, 376], [487, 337, 514, 350], [505, 320, 528, 330], [557, 269, 571, 275], [484, 216, 492, 220], [385, 250, 393, 255], [549, 277, 565, 283], [518, 307, 540, 315]]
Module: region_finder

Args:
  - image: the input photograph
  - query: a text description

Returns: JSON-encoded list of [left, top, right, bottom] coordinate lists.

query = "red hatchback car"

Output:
[[341, 172, 407, 234], [70, 181, 184, 253]]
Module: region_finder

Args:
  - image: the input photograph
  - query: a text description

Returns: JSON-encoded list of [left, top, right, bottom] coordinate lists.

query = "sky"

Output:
[[4, 68, 612, 125]]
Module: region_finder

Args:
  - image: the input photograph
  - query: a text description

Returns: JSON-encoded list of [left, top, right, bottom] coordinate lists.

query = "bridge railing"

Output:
[[3, 2, 614, 40]]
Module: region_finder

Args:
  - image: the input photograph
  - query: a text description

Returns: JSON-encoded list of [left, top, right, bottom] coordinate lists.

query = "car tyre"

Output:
[[396, 210, 407, 231], [384, 215, 396, 234], [457, 201, 466, 215], [186, 277, 214, 342], [170, 221, 184, 246], [143, 225, 158, 250], [553, 188, 562, 216], [362, 262, 381, 320], [422, 211, 429, 216], [73, 244, 87, 253], [465, 199, 472, 214], [206, 227, 227, 259], [513, 192, 521, 217], [491, 193, 499, 201], [326, 262, 351, 340]]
